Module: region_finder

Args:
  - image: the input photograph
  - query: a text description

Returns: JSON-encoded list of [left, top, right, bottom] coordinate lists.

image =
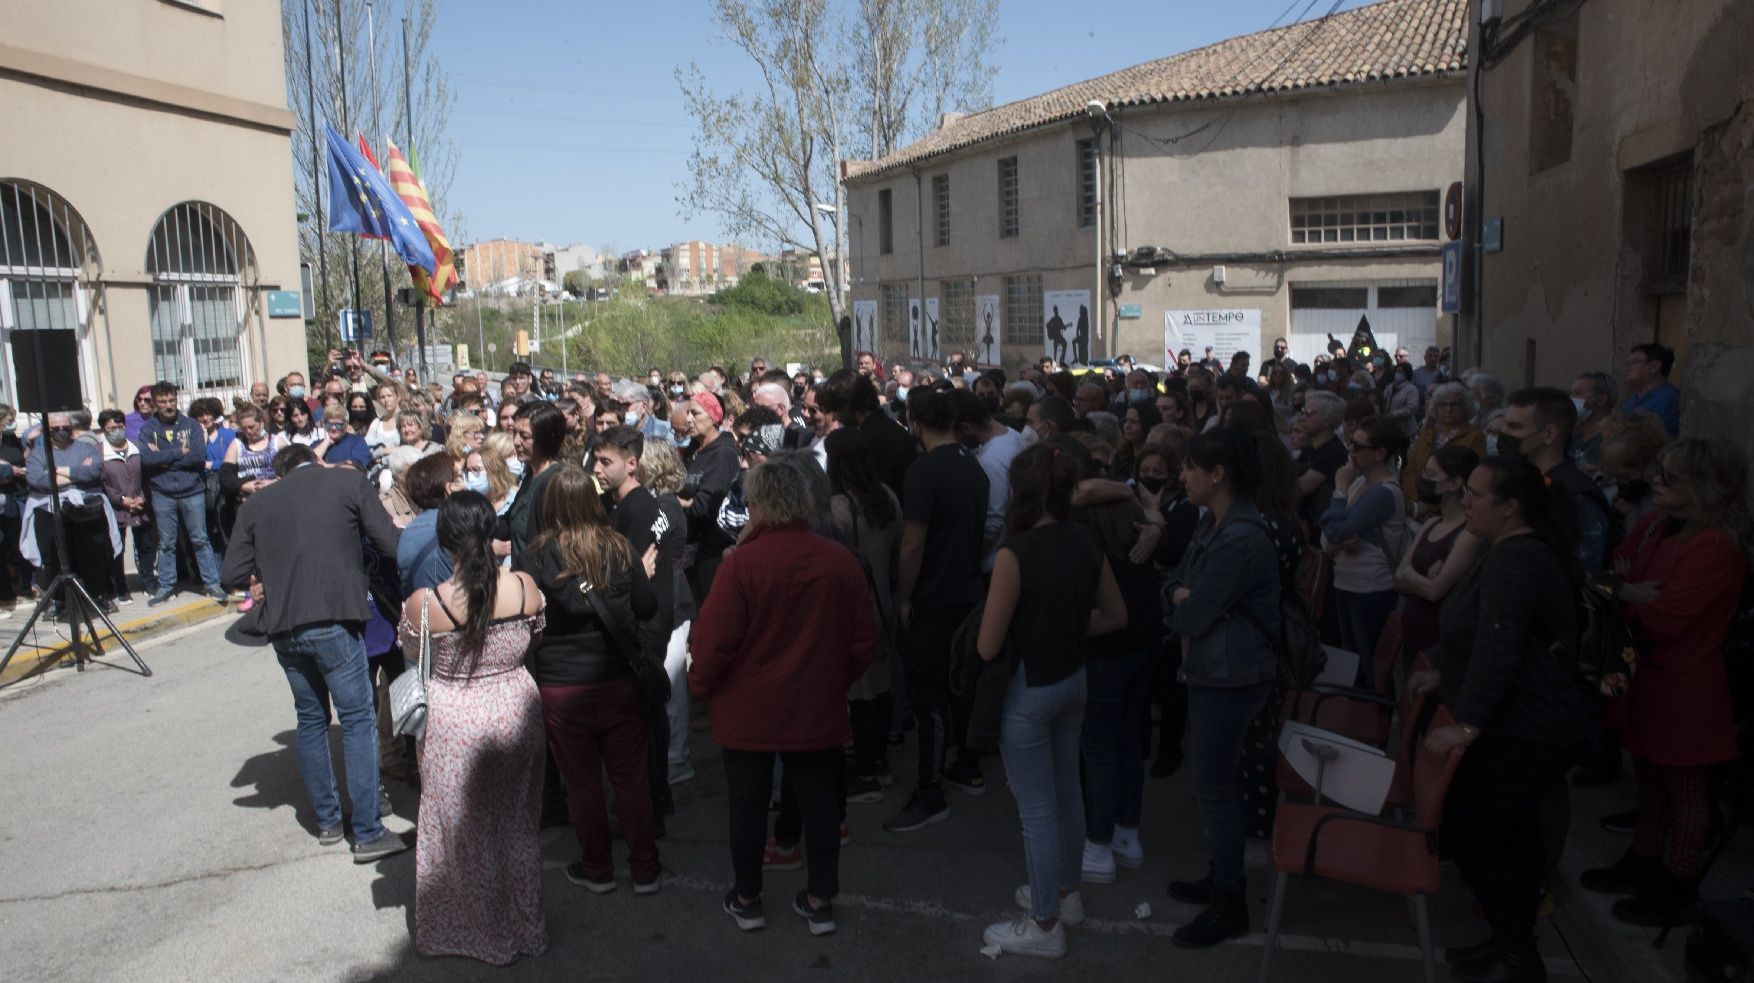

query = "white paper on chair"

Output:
[[1315, 645, 1361, 686], [1278, 721, 1395, 815]]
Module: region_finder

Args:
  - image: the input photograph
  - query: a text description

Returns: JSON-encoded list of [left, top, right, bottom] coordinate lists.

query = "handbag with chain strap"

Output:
[[389, 591, 431, 739]]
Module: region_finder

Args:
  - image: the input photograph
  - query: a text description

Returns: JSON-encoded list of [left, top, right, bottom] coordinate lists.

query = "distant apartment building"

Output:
[[617, 249, 658, 286], [0, 0, 305, 408], [777, 247, 848, 293], [844, 0, 1466, 370], [457, 238, 549, 290], [656, 241, 763, 295], [544, 242, 610, 286]]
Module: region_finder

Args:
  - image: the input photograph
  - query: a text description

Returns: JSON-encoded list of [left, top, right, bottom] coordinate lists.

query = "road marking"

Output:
[[542, 861, 1581, 974]]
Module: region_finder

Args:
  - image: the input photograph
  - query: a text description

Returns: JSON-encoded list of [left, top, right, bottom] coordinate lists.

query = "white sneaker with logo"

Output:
[[982, 915, 1067, 958], [1112, 827, 1145, 869], [1081, 839, 1116, 883]]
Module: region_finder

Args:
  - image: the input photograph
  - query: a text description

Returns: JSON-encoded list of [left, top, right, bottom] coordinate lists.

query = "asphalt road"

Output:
[[0, 619, 1622, 982]]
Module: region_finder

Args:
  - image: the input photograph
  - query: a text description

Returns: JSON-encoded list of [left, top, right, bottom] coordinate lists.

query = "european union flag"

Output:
[[324, 124, 436, 275]]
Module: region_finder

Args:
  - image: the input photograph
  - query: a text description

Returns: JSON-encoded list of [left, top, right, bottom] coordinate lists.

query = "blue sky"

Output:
[[430, 0, 1371, 251]]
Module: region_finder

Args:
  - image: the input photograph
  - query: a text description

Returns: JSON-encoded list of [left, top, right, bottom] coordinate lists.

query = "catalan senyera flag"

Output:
[[384, 138, 458, 303]]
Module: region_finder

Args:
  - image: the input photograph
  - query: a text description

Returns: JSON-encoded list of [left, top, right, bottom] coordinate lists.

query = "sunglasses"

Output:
[[324, 422, 348, 431], [1351, 442, 1382, 452]]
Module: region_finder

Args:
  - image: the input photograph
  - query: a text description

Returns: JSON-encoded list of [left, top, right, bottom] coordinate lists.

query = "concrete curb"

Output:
[[0, 596, 234, 686]]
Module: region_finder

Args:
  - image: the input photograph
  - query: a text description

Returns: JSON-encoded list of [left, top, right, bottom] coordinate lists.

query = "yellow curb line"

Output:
[[0, 598, 234, 686]]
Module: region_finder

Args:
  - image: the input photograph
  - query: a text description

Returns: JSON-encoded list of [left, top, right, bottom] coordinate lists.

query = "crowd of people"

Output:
[[13, 334, 1746, 976]]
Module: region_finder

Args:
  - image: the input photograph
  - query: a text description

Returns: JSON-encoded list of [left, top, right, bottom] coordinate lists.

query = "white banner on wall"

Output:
[[1042, 289, 1091, 365], [1164, 308, 1263, 367], [923, 296, 941, 361], [975, 294, 1000, 366], [852, 299, 878, 354]]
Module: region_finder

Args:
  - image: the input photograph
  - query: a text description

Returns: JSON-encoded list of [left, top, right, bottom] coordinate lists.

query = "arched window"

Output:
[[147, 202, 255, 401], [0, 180, 101, 409]]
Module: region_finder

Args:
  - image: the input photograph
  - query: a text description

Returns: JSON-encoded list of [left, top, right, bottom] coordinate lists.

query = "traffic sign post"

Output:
[[339, 308, 373, 344]]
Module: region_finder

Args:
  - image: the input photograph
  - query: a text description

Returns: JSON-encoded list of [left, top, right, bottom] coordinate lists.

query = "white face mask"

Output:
[[1571, 395, 1590, 421], [1485, 433, 1500, 458], [507, 458, 526, 478]]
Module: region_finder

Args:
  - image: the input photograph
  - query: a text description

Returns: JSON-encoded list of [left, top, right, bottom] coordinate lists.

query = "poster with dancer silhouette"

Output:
[[852, 299, 877, 354], [909, 298, 922, 357], [923, 297, 941, 361], [1042, 289, 1090, 365], [975, 294, 1000, 366]]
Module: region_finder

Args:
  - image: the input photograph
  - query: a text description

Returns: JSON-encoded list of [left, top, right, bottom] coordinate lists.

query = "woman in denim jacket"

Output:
[[1161, 427, 1282, 949]]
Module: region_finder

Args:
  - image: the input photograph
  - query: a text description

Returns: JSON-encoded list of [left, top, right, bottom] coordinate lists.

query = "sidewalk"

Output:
[[0, 594, 234, 686]]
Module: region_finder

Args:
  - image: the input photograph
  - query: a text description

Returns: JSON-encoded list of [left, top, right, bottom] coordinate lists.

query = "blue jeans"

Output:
[[272, 623, 384, 843], [999, 663, 1086, 922], [1335, 588, 1399, 686], [151, 490, 219, 591], [1189, 680, 1273, 894], [1082, 646, 1154, 843]]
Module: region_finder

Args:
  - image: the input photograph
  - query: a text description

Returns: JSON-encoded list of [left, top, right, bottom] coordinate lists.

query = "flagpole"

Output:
[[402, 14, 429, 383], [367, 1, 397, 363], [335, 0, 363, 344], [303, 0, 331, 355]]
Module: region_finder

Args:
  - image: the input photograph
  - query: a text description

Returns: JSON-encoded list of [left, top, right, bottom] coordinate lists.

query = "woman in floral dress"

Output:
[[398, 492, 547, 965]]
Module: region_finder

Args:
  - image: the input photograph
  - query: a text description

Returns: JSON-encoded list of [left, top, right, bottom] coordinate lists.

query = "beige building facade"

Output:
[[0, 0, 305, 411], [845, 0, 1467, 373], [1461, 0, 1754, 452]]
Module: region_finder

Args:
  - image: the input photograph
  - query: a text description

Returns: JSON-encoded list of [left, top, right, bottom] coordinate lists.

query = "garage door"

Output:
[[1287, 280, 1439, 367]]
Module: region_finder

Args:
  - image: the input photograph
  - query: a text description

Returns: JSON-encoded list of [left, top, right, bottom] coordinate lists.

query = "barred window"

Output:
[[1004, 273, 1040, 344], [933, 174, 950, 247], [147, 201, 255, 401], [881, 283, 910, 350], [1289, 191, 1440, 244], [1076, 139, 1096, 228], [998, 157, 1019, 238], [940, 279, 975, 350]]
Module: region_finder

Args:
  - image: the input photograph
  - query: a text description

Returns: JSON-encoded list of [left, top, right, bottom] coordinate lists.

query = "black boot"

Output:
[[1451, 944, 1547, 983], [1171, 888, 1248, 948], [1612, 869, 1700, 927], [1579, 848, 1659, 895], [1444, 937, 1499, 969], [1167, 869, 1213, 905]]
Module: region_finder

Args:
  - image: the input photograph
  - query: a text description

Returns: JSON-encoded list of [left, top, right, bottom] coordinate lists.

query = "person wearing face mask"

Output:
[[24, 411, 118, 615], [1597, 414, 1667, 528], [1393, 445, 1482, 666], [1498, 387, 1614, 571], [614, 379, 674, 447], [1569, 371, 1618, 477], [97, 409, 153, 606], [1257, 338, 1292, 385], [1184, 368, 1217, 431], [1402, 382, 1486, 509]]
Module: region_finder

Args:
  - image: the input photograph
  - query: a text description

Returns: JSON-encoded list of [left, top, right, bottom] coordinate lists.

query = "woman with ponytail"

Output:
[[517, 463, 661, 896], [1410, 457, 1588, 981], [977, 442, 1127, 959], [398, 491, 547, 964]]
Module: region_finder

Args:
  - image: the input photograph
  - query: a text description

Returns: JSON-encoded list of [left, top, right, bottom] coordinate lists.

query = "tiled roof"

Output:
[[846, 0, 1466, 181]]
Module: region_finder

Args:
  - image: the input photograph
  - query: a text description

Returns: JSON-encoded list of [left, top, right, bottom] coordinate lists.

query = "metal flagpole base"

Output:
[[0, 573, 152, 682]]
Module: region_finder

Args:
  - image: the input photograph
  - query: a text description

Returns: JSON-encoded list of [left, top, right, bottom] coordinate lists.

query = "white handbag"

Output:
[[388, 591, 431, 740]]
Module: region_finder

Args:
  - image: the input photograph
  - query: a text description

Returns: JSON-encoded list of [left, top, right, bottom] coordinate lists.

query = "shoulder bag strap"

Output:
[[418, 589, 432, 682], [578, 577, 643, 662]]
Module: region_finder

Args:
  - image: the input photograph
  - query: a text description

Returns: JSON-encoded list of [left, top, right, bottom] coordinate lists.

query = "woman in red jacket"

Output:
[[1581, 435, 1750, 924], [691, 459, 878, 937]]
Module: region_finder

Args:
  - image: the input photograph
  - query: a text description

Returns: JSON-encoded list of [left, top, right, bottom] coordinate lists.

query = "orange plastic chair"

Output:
[[1259, 705, 1467, 983]]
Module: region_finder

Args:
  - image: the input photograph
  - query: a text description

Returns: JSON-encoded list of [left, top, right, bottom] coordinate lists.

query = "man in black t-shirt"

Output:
[[594, 425, 686, 828], [1290, 390, 1348, 538], [884, 387, 990, 834]]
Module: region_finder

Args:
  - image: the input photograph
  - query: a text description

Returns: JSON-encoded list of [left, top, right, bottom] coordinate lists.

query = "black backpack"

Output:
[[1234, 519, 1326, 690]]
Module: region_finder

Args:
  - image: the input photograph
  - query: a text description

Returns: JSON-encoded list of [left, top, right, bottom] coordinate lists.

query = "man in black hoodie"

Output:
[[137, 381, 224, 606]]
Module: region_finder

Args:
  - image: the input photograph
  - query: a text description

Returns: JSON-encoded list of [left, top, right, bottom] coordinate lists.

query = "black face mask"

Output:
[[1189, 388, 1208, 402], [348, 409, 373, 425], [1416, 477, 1444, 506], [1138, 475, 1169, 494], [1495, 431, 1526, 463], [1618, 478, 1652, 502], [980, 395, 1001, 415]]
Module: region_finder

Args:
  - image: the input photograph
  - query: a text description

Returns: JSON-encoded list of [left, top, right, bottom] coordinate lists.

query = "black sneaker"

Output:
[[847, 774, 885, 804], [1600, 808, 1639, 834], [1172, 890, 1248, 948], [870, 759, 894, 787], [204, 585, 229, 603], [1167, 871, 1214, 905], [723, 889, 766, 931], [793, 890, 837, 936], [351, 831, 410, 864], [882, 791, 950, 833], [99, 597, 120, 615], [317, 823, 345, 846], [942, 760, 986, 797], [147, 590, 175, 607]]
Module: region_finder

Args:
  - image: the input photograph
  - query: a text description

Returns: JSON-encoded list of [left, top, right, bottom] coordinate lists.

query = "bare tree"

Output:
[[281, 0, 458, 365], [677, 0, 998, 367]]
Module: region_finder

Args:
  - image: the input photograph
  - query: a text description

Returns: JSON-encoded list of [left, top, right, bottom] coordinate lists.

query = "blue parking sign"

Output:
[[340, 308, 373, 343], [1441, 241, 1463, 314]]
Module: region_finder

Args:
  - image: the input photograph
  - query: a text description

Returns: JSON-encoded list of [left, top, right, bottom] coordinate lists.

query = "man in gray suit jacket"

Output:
[[221, 443, 408, 862]]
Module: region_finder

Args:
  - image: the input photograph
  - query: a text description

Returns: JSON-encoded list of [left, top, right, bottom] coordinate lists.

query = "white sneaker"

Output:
[[1112, 828, 1144, 870], [1081, 839, 1116, 884], [983, 915, 1067, 958], [1013, 885, 1084, 926]]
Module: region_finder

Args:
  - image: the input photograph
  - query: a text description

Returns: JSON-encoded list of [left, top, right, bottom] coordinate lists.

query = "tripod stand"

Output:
[[0, 428, 150, 683]]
